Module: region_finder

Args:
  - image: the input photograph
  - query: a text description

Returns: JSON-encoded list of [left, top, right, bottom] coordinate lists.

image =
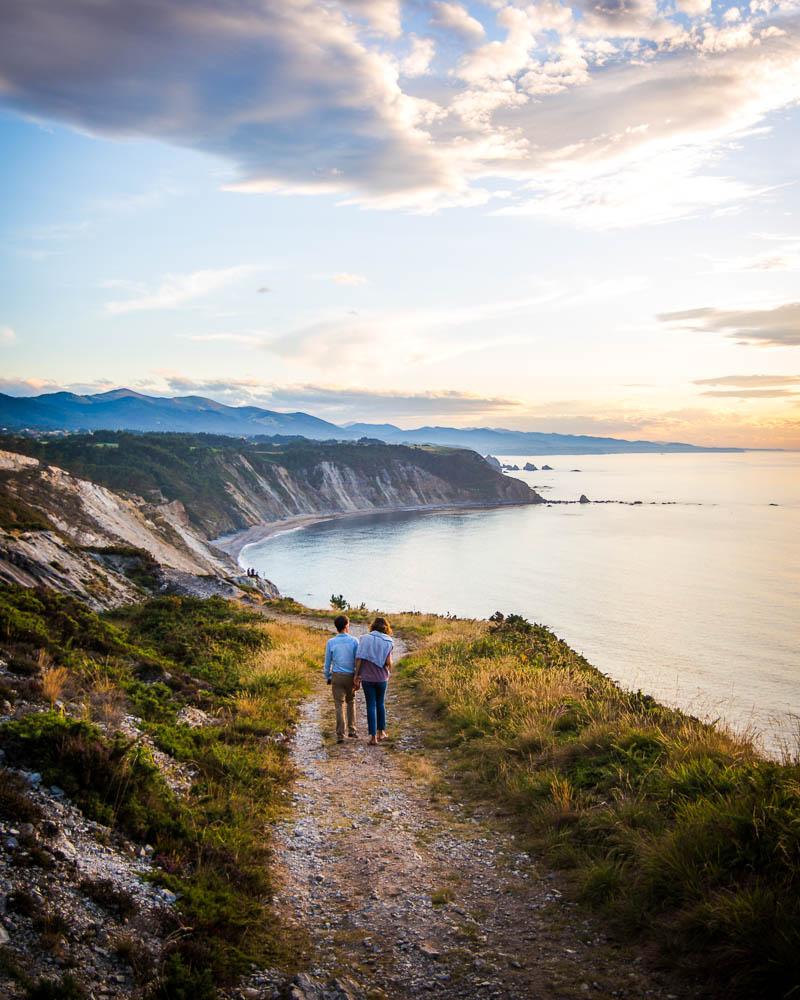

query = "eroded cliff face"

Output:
[[212, 451, 540, 539], [0, 450, 255, 607]]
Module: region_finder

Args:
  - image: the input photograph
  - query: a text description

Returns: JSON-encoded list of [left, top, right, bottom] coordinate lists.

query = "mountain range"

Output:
[[0, 388, 742, 454]]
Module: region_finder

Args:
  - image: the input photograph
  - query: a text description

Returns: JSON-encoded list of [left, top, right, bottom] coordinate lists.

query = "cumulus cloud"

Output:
[[0, 0, 798, 222], [402, 35, 436, 76], [658, 302, 800, 346], [430, 2, 485, 40], [0, 327, 16, 344], [105, 265, 263, 314]]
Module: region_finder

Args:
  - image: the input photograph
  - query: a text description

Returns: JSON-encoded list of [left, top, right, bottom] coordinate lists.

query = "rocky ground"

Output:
[[0, 764, 175, 998], [234, 617, 697, 1000]]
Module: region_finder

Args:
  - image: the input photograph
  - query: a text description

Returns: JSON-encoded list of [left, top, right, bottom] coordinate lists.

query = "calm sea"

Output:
[[242, 452, 800, 754]]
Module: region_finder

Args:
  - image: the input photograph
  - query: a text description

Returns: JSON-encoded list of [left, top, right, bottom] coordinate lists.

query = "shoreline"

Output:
[[212, 498, 539, 563]]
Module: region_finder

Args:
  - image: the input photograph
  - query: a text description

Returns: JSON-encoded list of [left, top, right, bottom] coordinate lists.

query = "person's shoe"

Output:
[[336, 737, 345, 744], [377, 730, 388, 742], [368, 736, 378, 746], [348, 732, 359, 739]]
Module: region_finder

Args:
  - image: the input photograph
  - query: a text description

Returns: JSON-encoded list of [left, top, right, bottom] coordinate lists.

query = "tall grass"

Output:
[[401, 613, 800, 998]]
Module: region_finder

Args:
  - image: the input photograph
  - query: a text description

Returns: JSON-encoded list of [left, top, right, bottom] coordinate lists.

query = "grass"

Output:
[[0, 583, 322, 997], [399, 611, 800, 999]]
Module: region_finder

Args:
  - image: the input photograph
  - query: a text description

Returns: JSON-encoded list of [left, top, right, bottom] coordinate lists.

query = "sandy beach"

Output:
[[211, 498, 537, 564]]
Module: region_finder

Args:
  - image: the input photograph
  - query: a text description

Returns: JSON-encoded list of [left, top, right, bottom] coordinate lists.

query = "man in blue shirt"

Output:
[[323, 614, 360, 742]]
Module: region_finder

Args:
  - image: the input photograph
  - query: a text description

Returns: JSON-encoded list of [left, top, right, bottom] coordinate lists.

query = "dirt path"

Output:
[[250, 615, 691, 1000]]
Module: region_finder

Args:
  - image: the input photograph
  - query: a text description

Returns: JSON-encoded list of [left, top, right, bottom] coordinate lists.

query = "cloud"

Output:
[[430, 3, 485, 40], [105, 265, 263, 314], [261, 284, 563, 369], [401, 35, 435, 77], [693, 374, 800, 387], [676, 0, 711, 14], [181, 332, 265, 346], [699, 388, 799, 397], [710, 241, 800, 272], [138, 374, 522, 419], [265, 384, 521, 417], [331, 272, 367, 286], [0, 376, 115, 396], [658, 302, 800, 346], [0, 0, 798, 222], [0, 327, 16, 344]]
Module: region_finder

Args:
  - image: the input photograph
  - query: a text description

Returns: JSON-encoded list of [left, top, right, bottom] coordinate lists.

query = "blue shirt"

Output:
[[356, 631, 394, 669], [324, 632, 359, 680]]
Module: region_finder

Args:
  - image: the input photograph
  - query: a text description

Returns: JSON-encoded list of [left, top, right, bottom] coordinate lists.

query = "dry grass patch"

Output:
[[399, 611, 800, 998]]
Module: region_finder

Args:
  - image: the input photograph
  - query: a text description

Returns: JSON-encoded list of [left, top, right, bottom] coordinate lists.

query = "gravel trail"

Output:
[[254, 614, 693, 1000]]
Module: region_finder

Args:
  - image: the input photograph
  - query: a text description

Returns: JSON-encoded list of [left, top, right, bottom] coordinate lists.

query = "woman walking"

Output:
[[353, 617, 394, 746]]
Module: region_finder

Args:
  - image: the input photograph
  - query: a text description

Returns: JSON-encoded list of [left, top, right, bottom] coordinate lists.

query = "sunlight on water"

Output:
[[243, 452, 800, 754]]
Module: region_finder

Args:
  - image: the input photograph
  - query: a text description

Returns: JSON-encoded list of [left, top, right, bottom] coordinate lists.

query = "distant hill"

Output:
[[0, 389, 742, 454]]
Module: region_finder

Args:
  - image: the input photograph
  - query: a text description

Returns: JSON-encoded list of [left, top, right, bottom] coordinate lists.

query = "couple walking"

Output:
[[323, 614, 393, 746]]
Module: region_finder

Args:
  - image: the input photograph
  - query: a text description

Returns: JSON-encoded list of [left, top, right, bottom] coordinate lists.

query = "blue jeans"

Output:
[[361, 681, 387, 736]]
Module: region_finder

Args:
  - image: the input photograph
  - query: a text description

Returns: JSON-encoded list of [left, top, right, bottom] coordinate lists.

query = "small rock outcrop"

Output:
[[579, 494, 591, 504], [484, 455, 502, 471], [524, 462, 537, 472], [542, 464, 553, 471]]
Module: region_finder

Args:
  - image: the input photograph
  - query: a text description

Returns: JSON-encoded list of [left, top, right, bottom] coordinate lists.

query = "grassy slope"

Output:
[[0, 585, 324, 999], [0, 432, 535, 537], [397, 612, 800, 999]]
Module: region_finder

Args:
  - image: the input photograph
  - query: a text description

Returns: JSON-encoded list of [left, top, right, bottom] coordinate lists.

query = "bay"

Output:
[[242, 452, 800, 754]]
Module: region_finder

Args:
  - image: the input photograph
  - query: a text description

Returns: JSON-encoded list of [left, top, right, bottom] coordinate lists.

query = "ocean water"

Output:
[[242, 452, 800, 753]]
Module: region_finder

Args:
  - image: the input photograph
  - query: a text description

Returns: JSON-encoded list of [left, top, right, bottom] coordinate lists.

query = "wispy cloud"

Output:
[[105, 265, 264, 315], [698, 388, 800, 398], [0, 327, 16, 345], [331, 272, 368, 286], [181, 332, 265, 346], [137, 374, 522, 419], [658, 302, 800, 347], [266, 384, 520, 418], [693, 375, 800, 387], [709, 239, 800, 272]]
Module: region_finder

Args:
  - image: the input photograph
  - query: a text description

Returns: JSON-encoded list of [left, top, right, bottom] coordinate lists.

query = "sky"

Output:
[[1, 0, 799, 448]]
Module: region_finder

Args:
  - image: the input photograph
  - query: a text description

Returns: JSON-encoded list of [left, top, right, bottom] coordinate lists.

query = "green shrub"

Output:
[[0, 711, 184, 842]]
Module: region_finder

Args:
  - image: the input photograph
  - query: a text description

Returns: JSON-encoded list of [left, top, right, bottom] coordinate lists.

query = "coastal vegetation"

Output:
[[400, 611, 800, 998], [0, 431, 539, 538], [0, 585, 323, 997]]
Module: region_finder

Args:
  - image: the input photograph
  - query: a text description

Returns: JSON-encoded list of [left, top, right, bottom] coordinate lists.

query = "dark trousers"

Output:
[[362, 681, 387, 736]]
